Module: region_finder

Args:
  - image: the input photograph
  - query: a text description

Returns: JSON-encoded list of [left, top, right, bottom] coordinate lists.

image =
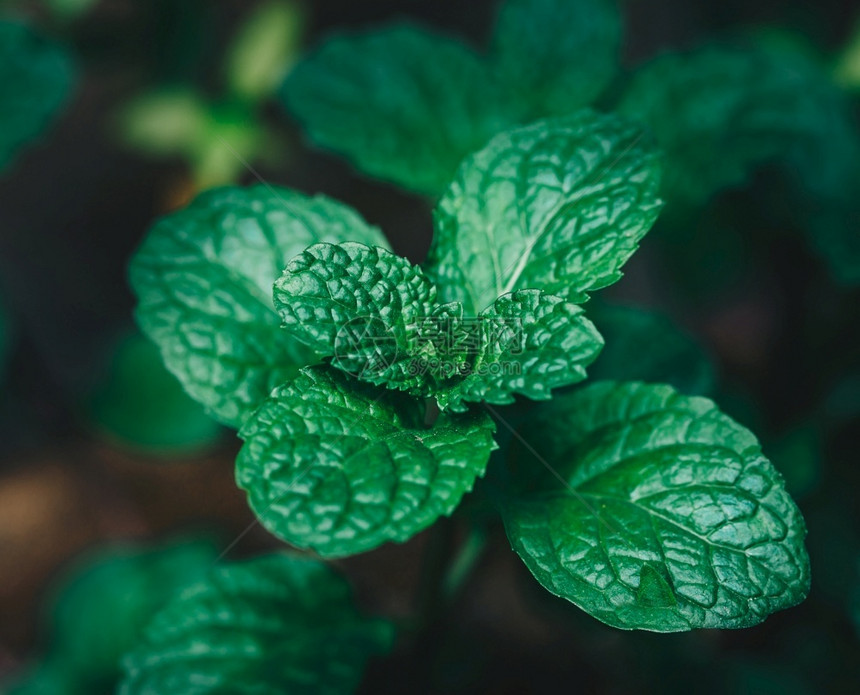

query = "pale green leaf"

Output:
[[504, 381, 810, 631], [226, 0, 306, 101], [117, 88, 210, 158], [236, 366, 497, 557], [130, 185, 387, 428], [427, 112, 663, 314], [491, 0, 621, 116], [119, 554, 394, 695], [281, 23, 513, 195]]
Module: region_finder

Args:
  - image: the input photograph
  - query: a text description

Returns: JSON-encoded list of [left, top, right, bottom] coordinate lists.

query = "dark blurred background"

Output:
[[0, 1, 858, 693]]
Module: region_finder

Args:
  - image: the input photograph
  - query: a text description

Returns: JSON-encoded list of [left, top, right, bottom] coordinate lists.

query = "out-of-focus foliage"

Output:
[[6, 538, 218, 695], [618, 44, 850, 208], [0, 19, 74, 170], [619, 41, 860, 284], [119, 554, 395, 695], [283, 1, 622, 195], [769, 424, 821, 500], [118, 92, 267, 190], [283, 22, 513, 195], [835, 16, 860, 89], [85, 330, 222, 455], [40, 0, 98, 21], [118, 89, 209, 160], [117, 0, 305, 190], [587, 304, 715, 396], [225, 0, 305, 102], [490, 0, 620, 117]]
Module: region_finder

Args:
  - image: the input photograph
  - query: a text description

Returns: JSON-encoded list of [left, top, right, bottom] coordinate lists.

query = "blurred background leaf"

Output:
[[6, 537, 218, 695], [225, 0, 306, 102], [83, 330, 223, 456], [0, 19, 75, 170]]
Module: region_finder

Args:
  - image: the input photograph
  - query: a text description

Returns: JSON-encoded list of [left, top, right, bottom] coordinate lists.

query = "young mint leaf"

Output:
[[275, 244, 604, 409], [503, 381, 810, 631], [274, 242, 439, 393], [490, 0, 621, 117], [281, 23, 513, 195], [7, 538, 217, 695], [119, 554, 394, 695], [0, 20, 75, 169], [130, 185, 387, 428], [588, 304, 715, 395], [437, 290, 604, 410], [426, 112, 663, 314], [236, 365, 497, 557]]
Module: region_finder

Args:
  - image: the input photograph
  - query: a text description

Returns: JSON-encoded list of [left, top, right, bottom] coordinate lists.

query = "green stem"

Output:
[[442, 526, 487, 600]]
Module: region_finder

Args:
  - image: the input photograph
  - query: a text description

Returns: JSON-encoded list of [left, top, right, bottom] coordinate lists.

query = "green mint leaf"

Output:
[[236, 366, 497, 557], [275, 244, 603, 409], [427, 112, 663, 314], [437, 290, 603, 410], [119, 554, 394, 695], [503, 381, 810, 631], [491, 0, 621, 117], [274, 241, 438, 393], [129, 185, 387, 428], [588, 304, 715, 395], [281, 23, 512, 195], [8, 539, 217, 695], [0, 20, 75, 169]]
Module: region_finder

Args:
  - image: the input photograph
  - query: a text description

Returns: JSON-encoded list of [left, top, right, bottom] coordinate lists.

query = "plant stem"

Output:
[[442, 526, 487, 600]]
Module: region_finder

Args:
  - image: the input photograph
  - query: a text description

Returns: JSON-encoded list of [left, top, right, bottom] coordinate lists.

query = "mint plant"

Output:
[[127, 102, 811, 695], [281, 0, 860, 284]]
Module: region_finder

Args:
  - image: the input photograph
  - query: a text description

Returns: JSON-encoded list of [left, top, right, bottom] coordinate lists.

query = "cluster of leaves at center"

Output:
[[275, 112, 661, 410]]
